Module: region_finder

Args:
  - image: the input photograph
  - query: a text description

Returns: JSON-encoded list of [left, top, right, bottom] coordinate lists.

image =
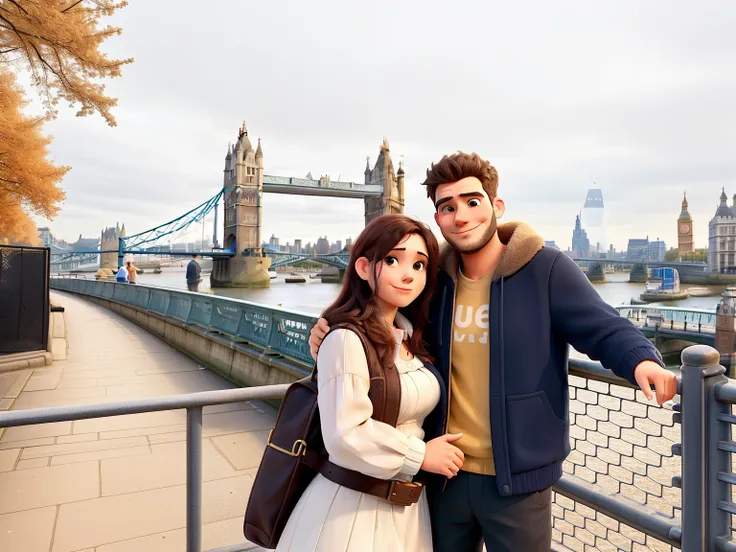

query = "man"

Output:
[[115, 264, 128, 283], [186, 254, 202, 292], [310, 152, 677, 552]]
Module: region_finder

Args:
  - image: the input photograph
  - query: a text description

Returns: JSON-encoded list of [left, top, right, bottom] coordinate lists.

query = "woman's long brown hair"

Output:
[[322, 214, 439, 371]]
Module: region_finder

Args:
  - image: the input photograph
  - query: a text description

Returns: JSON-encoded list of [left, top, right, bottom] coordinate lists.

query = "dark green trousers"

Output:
[[428, 471, 552, 552]]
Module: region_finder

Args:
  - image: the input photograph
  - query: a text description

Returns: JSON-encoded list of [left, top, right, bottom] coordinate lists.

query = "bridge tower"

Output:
[[210, 123, 272, 288], [363, 138, 404, 225], [100, 223, 125, 270]]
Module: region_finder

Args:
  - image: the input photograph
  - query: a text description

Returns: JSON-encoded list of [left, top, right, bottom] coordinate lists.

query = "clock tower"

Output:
[[677, 192, 694, 254]]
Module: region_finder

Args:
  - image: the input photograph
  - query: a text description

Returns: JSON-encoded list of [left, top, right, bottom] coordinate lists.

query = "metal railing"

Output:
[[0, 381, 290, 552], [616, 305, 717, 334], [0, 245, 50, 354], [50, 277, 316, 367], [39, 278, 736, 551]]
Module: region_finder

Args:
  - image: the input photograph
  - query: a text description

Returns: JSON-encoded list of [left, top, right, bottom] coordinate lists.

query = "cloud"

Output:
[[33, 0, 736, 253]]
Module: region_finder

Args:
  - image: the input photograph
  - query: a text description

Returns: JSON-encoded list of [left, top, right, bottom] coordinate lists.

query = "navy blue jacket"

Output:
[[186, 259, 201, 284], [421, 245, 663, 497]]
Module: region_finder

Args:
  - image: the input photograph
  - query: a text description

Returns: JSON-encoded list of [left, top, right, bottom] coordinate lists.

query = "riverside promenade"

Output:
[[0, 291, 275, 552]]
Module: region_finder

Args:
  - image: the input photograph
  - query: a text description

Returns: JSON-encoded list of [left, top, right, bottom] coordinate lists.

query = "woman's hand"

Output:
[[421, 433, 464, 478], [309, 318, 330, 360]]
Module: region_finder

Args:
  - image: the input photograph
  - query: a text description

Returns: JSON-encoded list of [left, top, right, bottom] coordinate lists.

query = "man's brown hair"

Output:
[[422, 152, 499, 203]]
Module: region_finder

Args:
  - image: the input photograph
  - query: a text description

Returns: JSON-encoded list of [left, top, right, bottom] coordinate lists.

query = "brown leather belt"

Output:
[[319, 459, 423, 507], [303, 451, 423, 507]]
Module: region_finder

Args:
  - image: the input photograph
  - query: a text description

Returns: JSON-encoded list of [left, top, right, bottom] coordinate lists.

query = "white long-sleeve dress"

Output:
[[275, 316, 440, 552]]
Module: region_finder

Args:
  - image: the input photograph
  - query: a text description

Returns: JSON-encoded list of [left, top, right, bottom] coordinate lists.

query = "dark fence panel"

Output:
[[0, 245, 50, 353]]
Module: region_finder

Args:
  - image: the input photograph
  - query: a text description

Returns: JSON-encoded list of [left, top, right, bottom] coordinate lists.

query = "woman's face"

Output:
[[360, 233, 429, 310]]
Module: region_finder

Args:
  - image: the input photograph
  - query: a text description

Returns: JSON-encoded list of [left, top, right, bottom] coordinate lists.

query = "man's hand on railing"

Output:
[[633, 360, 678, 405]]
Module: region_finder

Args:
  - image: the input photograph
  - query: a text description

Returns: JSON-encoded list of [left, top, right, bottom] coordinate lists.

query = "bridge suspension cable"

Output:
[[123, 189, 223, 251]]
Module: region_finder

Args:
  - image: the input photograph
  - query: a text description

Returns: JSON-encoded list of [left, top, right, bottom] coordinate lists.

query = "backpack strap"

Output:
[[316, 322, 401, 428]]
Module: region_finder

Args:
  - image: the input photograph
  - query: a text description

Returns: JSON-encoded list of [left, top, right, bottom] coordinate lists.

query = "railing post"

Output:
[[680, 345, 727, 552], [186, 407, 203, 552]]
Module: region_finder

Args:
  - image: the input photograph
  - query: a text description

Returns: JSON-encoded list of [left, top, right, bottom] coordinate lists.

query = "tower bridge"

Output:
[[50, 122, 404, 286], [212, 124, 404, 287]]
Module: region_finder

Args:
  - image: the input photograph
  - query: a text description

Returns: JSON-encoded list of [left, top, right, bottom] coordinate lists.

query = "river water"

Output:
[[133, 268, 725, 316]]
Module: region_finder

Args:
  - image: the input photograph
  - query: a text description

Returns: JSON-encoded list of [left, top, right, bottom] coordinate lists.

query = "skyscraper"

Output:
[[571, 215, 590, 257], [582, 188, 606, 256]]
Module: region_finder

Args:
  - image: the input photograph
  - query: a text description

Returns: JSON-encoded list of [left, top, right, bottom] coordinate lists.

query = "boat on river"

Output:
[[638, 267, 689, 302], [686, 286, 717, 297]]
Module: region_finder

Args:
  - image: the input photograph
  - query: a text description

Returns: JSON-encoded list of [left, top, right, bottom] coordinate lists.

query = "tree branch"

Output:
[[62, 1, 85, 13], [6, 1, 29, 15]]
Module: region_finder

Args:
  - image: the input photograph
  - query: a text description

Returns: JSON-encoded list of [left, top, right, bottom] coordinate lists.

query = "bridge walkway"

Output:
[[0, 292, 274, 552]]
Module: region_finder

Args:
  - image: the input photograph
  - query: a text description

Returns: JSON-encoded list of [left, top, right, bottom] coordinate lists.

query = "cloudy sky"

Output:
[[35, 0, 736, 251]]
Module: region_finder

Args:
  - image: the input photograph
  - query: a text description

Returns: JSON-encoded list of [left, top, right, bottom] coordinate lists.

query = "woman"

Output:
[[125, 261, 138, 284], [276, 215, 464, 552]]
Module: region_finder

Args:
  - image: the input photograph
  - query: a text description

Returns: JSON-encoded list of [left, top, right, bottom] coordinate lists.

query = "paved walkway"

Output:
[[0, 292, 277, 552]]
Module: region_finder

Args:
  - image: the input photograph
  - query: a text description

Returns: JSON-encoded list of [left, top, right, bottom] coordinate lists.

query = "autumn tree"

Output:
[[0, 0, 132, 244], [0, 69, 67, 243]]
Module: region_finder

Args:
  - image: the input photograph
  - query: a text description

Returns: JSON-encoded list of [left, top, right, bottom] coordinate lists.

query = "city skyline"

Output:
[[41, 185, 725, 253], [29, 1, 736, 253]]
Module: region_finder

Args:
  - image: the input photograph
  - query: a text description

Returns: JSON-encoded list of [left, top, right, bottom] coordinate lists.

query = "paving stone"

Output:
[[0, 398, 13, 410], [0, 437, 55, 451], [52, 474, 253, 552], [4, 370, 32, 399], [203, 401, 256, 414], [96, 374, 168, 387], [148, 431, 186, 445], [56, 432, 98, 444], [101, 439, 237, 496], [12, 387, 107, 410], [0, 506, 56, 552], [135, 366, 200, 375], [15, 458, 49, 470], [104, 383, 175, 398], [95, 516, 257, 551], [99, 424, 183, 440], [0, 422, 72, 443], [20, 436, 148, 460], [55, 376, 98, 389], [73, 410, 186, 434], [0, 449, 20, 472], [0, 461, 98, 514], [202, 409, 276, 438], [51, 445, 150, 466], [24, 366, 64, 392], [211, 429, 270, 471]]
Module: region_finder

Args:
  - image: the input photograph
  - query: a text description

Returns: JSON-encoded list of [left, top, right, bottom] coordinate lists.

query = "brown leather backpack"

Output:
[[243, 323, 424, 549]]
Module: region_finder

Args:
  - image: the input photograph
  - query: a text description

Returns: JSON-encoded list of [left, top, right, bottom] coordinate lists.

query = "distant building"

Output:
[[582, 188, 607, 255], [335, 240, 343, 252], [269, 234, 279, 247], [677, 192, 694, 255], [626, 238, 650, 262], [544, 240, 559, 250], [346, 237, 353, 249], [571, 215, 590, 257], [294, 239, 302, 255], [708, 188, 736, 273], [648, 239, 666, 262], [37, 227, 55, 247], [100, 223, 126, 270], [316, 236, 330, 255]]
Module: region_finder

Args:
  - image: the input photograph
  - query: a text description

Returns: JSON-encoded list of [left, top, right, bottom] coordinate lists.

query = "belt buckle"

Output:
[[386, 480, 422, 506]]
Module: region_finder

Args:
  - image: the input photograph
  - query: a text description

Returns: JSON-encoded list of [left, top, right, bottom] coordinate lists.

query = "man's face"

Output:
[[433, 177, 502, 254]]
